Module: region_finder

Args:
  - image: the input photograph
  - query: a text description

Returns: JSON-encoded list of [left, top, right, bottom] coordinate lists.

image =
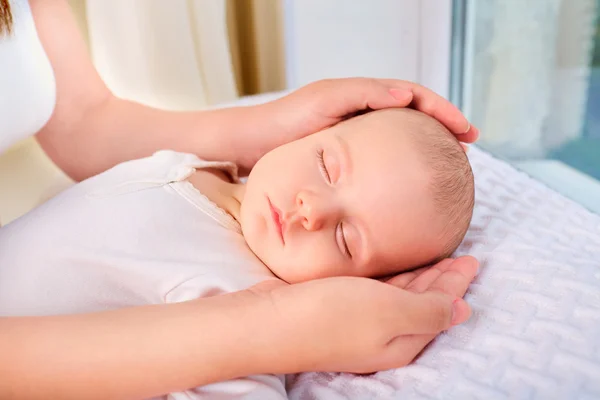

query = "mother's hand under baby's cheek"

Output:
[[373, 256, 478, 368], [233, 257, 477, 376], [385, 256, 478, 293]]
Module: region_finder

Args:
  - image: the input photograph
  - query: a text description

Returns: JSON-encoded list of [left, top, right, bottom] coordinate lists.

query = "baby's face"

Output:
[[240, 112, 445, 283]]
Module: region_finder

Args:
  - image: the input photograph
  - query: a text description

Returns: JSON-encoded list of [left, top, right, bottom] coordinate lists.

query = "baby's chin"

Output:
[[248, 251, 296, 283], [238, 224, 285, 280]]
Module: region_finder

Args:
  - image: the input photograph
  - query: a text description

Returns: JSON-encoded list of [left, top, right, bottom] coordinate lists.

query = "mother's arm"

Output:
[[0, 288, 278, 400], [32, 1, 477, 181], [32, 0, 266, 181], [0, 257, 475, 400]]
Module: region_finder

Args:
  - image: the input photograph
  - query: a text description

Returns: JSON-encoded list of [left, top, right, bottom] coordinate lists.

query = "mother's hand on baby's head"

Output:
[[241, 255, 478, 375], [265, 78, 474, 146], [240, 78, 477, 174]]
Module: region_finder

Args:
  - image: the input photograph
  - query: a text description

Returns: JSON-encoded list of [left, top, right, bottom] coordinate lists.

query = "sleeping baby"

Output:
[[0, 108, 475, 399]]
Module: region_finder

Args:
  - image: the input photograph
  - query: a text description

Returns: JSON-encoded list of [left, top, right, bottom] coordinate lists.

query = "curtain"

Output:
[[68, 0, 286, 110]]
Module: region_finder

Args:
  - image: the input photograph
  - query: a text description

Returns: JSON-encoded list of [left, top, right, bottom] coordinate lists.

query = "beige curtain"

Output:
[[68, 0, 285, 110], [227, 0, 286, 96]]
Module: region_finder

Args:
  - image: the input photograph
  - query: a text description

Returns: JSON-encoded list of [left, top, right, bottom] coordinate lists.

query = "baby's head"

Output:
[[240, 108, 474, 283]]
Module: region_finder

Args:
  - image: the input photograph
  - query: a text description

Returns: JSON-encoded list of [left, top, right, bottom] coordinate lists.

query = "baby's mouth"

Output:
[[267, 196, 285, 244]]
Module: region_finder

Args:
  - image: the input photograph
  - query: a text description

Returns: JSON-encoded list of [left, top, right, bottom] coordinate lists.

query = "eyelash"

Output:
[[338, 223, 352, 258], [317, 149, 350, 258], [317, 149, 331, 182]]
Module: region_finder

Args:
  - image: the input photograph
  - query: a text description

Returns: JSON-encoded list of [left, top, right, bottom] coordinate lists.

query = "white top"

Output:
[[0, 150, 286, 399], [0, 0, 56, 153]]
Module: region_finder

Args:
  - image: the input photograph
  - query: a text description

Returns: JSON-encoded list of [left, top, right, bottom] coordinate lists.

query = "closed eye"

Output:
[[317, 149, 331, 182], [337, 222, 352, 258]]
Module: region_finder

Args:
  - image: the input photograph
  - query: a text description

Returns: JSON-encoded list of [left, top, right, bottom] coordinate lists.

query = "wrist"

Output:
[[219, 287, 308, 376], [191, 104, 269, 173], [229, 102, 280, 173], [237, 284, 325, 375]]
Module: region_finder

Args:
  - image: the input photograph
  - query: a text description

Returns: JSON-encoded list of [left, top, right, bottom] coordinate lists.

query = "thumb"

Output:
[[336, 79, 414, 112], [336, 85, 414, 118], [388, 88, 414, 107], [396, 292, 471, 335]]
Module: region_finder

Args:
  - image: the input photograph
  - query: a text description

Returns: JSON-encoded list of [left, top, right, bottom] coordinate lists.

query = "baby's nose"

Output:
[[294, 191, 327, 231]]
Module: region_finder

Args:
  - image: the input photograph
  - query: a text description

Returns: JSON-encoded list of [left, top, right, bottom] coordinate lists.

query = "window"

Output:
[[452, 0, 600, 213]]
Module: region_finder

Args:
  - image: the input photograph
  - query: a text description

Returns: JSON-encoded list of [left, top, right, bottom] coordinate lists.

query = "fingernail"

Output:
[[389, 88, 412, 101], [451, 298, 461, 325], [458, 122, 471, 135]]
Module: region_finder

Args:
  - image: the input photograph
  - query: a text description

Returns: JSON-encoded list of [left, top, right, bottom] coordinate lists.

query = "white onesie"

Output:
[[0, 150, 287, 399]]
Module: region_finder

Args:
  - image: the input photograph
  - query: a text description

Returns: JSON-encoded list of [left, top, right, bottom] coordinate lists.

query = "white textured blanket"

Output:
[[286, 147, 600, 399]]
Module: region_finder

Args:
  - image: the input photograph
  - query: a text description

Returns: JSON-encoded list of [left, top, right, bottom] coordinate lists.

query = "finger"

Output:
[[405, 259, 455, 293], [408, 88, 479, 143], [428, 256, 479, 298], [377, 258, 477, 370], [380, 332, 442, 370], [360, 83, 414, 110], [449, 255, 479, 278], [317, 78, 414, 119], [395, 292, 471, 335], [407, 256, 477, 294], [378, 295, 472, 370], [463, 125, 479, 144], [391, 257, 477, 333], [379, 79, 479, 142], [384, 265, 431, 289], [317, 77, 478, 143]]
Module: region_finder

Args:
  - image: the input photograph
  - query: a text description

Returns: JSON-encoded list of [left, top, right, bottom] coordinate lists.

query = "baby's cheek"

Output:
[[271, 231, 347, 282], [240, 209, 268, 258], [304, 250, 351, 280], [273, 252, 323, 283]]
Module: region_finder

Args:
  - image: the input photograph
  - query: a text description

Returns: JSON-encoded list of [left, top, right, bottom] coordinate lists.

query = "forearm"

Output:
[[39, 96, 269, 181], [0, 294, 283, 400]]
